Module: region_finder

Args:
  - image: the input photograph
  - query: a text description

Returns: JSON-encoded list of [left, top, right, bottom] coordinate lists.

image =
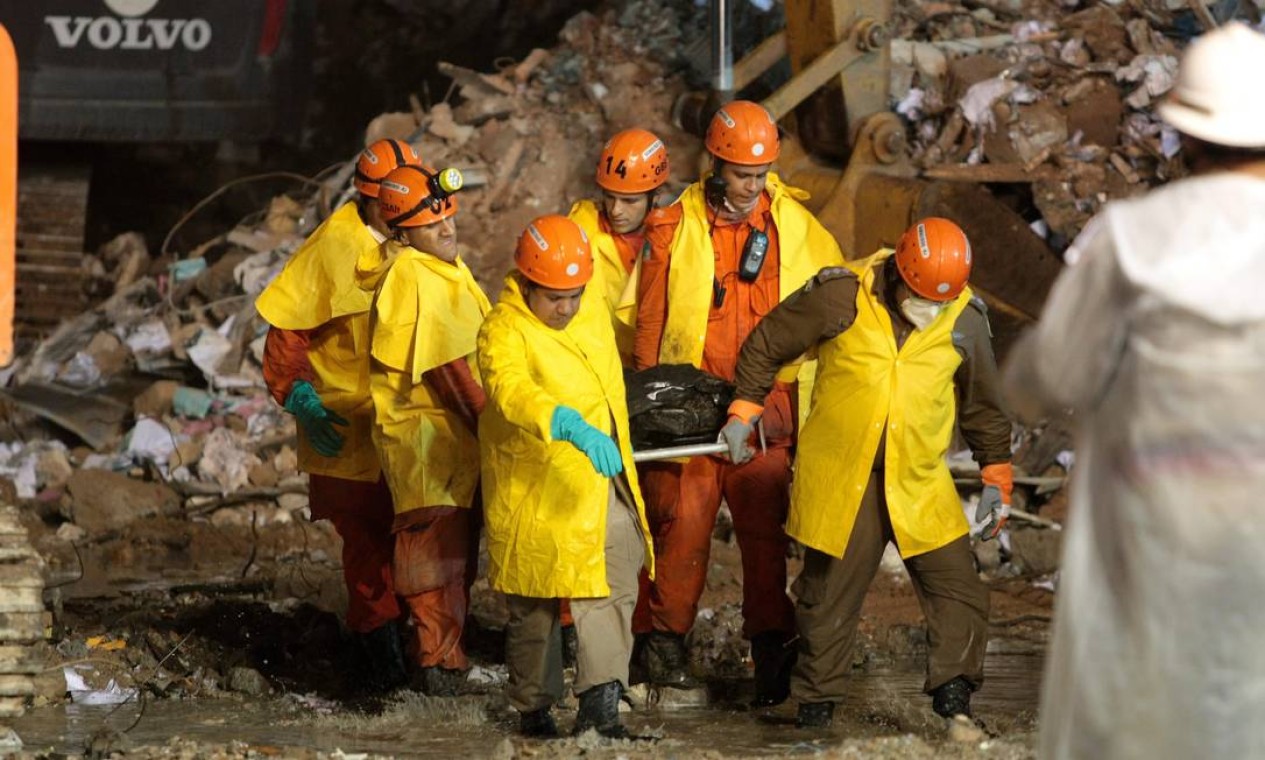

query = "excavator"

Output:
[[673, 0, 1064, 355]]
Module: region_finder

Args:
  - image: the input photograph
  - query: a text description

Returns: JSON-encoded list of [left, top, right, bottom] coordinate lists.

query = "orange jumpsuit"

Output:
[[390, 358, 486, 670], [263, 327, 399, 634], [603, 217, 644, 275], [632, 192, 796, 639]]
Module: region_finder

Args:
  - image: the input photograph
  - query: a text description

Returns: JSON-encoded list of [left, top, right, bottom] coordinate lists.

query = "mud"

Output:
[[9, 503, 1052, 757], [14, 655, 1042, 758]]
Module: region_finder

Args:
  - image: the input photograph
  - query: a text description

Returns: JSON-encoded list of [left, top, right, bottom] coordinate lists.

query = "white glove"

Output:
[[975, 485, 1011, 541], [719, 416, 757, 465]]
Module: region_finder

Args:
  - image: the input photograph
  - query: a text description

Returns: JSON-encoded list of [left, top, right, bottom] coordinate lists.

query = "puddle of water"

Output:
[[12, 650, 1042, 756]]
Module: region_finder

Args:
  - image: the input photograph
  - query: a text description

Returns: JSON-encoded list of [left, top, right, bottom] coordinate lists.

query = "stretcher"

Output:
[[631, 420, 767, 463]]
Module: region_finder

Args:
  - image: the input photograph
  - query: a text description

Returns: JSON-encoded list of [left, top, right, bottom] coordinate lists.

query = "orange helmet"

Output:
[[377, 165, 460, 229], [514, 215, 594, 289], [354, 139, 421, 198], [894, 217, 972, 301], [705, 100, 780, 165], [596, 128, 669, 194]]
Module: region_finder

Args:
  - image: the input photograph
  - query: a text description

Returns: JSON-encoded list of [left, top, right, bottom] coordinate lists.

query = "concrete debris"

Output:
[[65, 469, 180, 534], [226, 666, 272, 696], [198, 428, 263, 496], [895, 0, 1210, 245]]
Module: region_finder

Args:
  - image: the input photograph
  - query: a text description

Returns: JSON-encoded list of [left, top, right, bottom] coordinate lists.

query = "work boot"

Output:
[[796, 701, 835, 728], [644, 631, 698, 688], [359, 620, 407, 692], [419, 666, 467, 697], [574, 680, 629, 738], [520, 707, 559, 738], [749, 631, 797, 708], [931, 676, 974, 718], [562, 624, 579, 669]]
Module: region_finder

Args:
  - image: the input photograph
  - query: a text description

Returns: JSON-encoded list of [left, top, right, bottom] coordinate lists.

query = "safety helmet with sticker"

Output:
[[894, 217, 972, 302], [514, 214, 593, 289], [377, 164, 459, 229], [354, 139, 422, 198], [704, 100, 780, 165], [596, 128, 670, 194]]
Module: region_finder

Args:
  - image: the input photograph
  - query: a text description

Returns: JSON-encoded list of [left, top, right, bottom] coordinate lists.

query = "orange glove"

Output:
[[976, 462, 1013, 541]]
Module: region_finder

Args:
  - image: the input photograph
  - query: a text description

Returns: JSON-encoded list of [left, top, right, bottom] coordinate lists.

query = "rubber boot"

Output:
[[520, 707, 559, 738], [749, 631, 796, 707], [419, 665, 467, 697], [931, 676, 974, 718], [796, 701, 835, 728], [644, 631, 698, 688], [359, 620, 407, 692], [574, 680, 628, 738]]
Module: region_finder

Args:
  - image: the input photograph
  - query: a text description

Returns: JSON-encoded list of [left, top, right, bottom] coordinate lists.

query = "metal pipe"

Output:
[[633, 441, 728, 463], [711, 0, 734, 100]]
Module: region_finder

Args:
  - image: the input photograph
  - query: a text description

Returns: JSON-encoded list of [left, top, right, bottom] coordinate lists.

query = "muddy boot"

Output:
[[574, 681, 628, 738], [562, 624, 579, 669], [419, 666, 467, 697], [796, 701, 835, 728], [359, 620, 407, 692], [520, 707, 559, 738], [644, 631, 698, 688], [931, 676, 974, 718], [749, 631, 796, 708]]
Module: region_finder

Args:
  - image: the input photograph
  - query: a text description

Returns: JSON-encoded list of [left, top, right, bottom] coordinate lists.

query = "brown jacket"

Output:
[[733, 261, 1011, 467]]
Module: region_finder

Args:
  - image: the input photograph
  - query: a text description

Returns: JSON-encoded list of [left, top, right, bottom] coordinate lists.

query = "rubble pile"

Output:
[[0, 0, 717, 559], [886, 0, 1247, 247], [0, 185, 316, 533], [360, 0, 708, 290], [2, 0, 1224, 522]]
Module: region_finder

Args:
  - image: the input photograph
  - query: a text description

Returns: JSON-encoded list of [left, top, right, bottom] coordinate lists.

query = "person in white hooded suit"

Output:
[[1004, 22, 1265, 760]]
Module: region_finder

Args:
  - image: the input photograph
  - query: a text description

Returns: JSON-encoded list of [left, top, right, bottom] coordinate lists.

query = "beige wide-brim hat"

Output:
[[1158, 22, 1265, 149]]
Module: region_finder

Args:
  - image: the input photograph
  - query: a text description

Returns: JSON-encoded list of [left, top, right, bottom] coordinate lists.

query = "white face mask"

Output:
[[899, 296, 943, 330]]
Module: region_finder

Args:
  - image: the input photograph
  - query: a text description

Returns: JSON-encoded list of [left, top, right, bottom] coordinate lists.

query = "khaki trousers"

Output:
[[791, 470, 990, 703], [505, 483, 645, 712]]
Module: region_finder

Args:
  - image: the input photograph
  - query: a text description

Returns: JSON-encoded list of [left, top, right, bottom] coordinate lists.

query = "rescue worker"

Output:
[[558, 128, 669, 661], [722, 217, 1013, 727], [633, 100, 843, 705], [365, 163, 490, 696], [568, 127, 670, 363], [257, 138, 419, 691], [478, 215, 654, 738], [1004, 23, 1265, 759]]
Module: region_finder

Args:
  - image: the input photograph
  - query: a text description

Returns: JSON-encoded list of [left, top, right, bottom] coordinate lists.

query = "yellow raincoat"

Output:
[[477, 275, 654, 598], [567, 199, 639, 361], [657, 173, 844, 426], [255, 202, 386, 482], [367, 243, 491, 514], [789, 250, 973, 559]]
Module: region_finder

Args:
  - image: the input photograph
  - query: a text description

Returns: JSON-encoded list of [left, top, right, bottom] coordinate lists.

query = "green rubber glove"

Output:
[[284, 380, 349, 457], [551, 406, 623, 478]]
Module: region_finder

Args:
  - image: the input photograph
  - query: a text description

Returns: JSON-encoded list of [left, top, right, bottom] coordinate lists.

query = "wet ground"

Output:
[[10, 505, 1053, 758], [14, 646, 1042, 758]]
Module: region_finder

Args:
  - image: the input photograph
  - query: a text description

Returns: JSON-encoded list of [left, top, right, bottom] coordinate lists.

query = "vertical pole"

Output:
[[0, 25, 14, 367], [711, 0, 734, 103]]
